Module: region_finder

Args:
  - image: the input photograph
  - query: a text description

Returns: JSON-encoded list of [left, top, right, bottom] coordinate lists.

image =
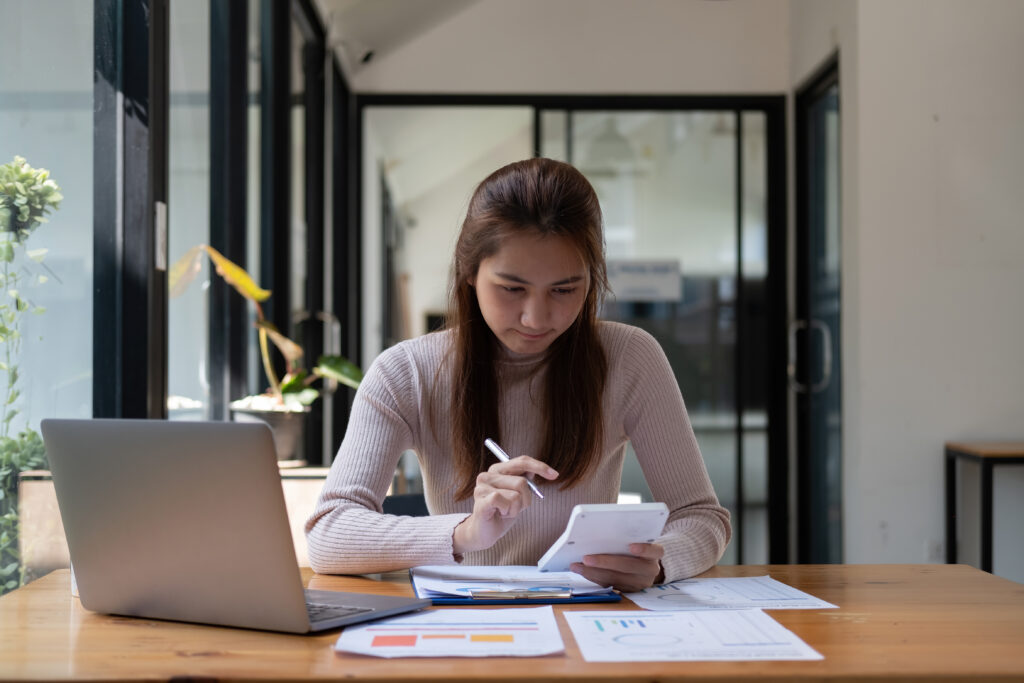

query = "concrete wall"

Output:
[[352, 0, 1024, 578], [791, 0, 1024, 579]]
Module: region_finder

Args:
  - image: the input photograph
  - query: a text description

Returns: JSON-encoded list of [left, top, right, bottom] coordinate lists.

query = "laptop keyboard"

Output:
[[306, 601, 373, 622]]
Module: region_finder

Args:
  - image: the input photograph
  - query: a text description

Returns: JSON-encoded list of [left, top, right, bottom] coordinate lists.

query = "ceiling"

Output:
[[314, 0, 480, 77]]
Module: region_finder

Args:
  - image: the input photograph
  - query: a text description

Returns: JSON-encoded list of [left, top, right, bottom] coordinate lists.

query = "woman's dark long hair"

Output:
[[441, 158, 609, 500]]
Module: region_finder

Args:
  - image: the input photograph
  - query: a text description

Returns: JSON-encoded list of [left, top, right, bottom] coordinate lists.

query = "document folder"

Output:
[[410, 565, 622, 605]]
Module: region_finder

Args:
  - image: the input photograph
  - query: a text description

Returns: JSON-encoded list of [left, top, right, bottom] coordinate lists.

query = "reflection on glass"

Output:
[[363, 106, 533, 348], [290, 19, 307, 350], [0, 1, 94, 590], [554, 110, 769, 564], [246, 0, 263, 394], [807, 84, 842, 562], [167, 0, 211, 420], [741, 111, 768, 564]]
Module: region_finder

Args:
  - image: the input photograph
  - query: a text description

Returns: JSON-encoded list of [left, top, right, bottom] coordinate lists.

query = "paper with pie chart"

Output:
[[563, 610, 823, 662], [625, 575, 837, 611]]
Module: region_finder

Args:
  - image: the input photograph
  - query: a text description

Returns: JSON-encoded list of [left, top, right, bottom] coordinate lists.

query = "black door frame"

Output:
[[354, 94, 789, 562], [794, 54, 842, 563]]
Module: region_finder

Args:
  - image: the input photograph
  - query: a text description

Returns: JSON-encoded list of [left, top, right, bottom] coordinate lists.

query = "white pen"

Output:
[[484, 438, 545, 499]]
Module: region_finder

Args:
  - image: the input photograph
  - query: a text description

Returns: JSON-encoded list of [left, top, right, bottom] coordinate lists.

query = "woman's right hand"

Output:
[[452, 455, 558, 555]]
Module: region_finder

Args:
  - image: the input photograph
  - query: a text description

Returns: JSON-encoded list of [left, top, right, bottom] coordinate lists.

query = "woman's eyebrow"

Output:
[[494, 272, 585, 286]]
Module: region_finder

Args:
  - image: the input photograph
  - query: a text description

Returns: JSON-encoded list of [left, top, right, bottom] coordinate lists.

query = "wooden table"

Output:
[[944, 441, 1024, 572], [1, 565, 1023, 682]]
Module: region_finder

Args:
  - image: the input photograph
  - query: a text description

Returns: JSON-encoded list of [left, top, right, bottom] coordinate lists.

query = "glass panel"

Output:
[[741, 111, 768, 564], [290, 19, 307, 352], [559, 111, 741, 563], [362, 105, 534, 490], [167, 1, 212, 420], [808, 84, 842, 562], [288, 19, 308, 464], [246, 0, 263, 394], [0, 1, 94, 590], [363, 106, 534, 343], [541, 110, 568, 162]]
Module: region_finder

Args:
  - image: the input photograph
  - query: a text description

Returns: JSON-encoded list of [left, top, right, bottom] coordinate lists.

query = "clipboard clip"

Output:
[[468, 589, 573, 599]]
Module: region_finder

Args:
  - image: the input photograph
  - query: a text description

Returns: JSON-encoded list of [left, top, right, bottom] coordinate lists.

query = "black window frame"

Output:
[[354, 94, 789, 562], [93, 0, 169, 420]]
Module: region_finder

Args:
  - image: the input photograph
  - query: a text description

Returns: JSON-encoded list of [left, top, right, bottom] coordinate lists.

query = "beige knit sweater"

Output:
[[305, 321, 730, 582]]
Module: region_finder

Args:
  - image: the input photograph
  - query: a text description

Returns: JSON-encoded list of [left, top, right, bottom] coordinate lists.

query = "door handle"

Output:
[[809, 319, 832, 393], [788, 320, 808, 393], [788, 319, 833, 394]]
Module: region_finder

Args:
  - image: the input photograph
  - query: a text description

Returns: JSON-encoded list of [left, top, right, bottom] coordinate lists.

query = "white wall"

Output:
[[356, 0, 790, 360], [792, 0, 1024, 579], [351, 0, 1024, 575], [347, 0, 790, 94]]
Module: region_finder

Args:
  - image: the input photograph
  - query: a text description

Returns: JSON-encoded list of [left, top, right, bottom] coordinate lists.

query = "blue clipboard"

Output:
[[409, 565, 623, 605], [427, 591, 622, 606]]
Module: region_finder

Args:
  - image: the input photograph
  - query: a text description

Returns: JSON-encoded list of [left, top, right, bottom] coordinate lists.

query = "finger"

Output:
[[628, 542, 665, 561], [475, 488, 527, 519], [487, 455, 559, 481], [581, 552, 660, 577], [477, 471, 541, 499], [570, 563, 652, 593]]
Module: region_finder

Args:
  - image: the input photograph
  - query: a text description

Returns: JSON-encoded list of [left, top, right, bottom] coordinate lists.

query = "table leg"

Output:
[[980, 461, 993, 573], [945, 449, 957, 564]]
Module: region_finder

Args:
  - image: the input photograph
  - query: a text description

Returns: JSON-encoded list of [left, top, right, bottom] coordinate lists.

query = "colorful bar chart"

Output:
[[335, 606, 564, 658]]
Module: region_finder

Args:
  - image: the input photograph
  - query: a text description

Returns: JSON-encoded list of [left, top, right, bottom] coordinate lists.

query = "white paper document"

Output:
[[563, 609, 823, 662], [625, 575, 837, 611], [334, 606, 564, 658], [410, 565, 612, 599]]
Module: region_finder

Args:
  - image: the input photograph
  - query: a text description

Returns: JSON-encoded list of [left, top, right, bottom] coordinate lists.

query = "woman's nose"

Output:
[[520, 294, 549, 329]]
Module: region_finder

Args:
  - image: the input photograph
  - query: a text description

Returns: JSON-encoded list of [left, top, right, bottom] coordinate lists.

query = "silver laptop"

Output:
[[40, 418, 430, 633]]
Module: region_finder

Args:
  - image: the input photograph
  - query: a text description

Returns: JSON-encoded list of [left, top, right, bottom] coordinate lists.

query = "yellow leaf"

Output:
[[168, 245, 203, 298], [255, 319, 304, 363], [202, 245, 270, 302]]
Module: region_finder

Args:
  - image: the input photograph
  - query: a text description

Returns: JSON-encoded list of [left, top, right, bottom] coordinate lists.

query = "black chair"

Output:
[[382, 493, 429, 517]]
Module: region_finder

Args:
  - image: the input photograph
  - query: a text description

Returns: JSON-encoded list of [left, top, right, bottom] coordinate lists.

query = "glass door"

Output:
[[795, 59, 842, 563], [540, 108, 774, 564]]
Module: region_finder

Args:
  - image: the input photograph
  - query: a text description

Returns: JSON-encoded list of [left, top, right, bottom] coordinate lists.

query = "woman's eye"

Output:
[[553, 287, 577, 296], [501, 285, 524, 293]]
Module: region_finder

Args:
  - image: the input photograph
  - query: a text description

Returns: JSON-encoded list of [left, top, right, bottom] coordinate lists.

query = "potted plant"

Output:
[[169, 245, 362, 463], [0, 156, 62, 594]]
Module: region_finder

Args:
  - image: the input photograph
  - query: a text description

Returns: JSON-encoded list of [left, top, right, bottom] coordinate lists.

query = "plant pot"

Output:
[[230, 407, 308, 467]]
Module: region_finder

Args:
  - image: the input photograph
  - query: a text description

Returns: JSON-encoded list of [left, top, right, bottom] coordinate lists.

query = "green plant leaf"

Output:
[[292, 387, 319, 405], [26, 248, 47, 263], [279, 370, 308, 394], [315, 355, 363, 390]]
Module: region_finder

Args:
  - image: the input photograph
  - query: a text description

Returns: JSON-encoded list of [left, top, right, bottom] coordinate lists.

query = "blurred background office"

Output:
[[1, 0, 1021, 594]]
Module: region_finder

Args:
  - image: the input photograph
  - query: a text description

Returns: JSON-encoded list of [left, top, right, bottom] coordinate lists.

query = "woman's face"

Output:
[[471, 231, 589, 355]]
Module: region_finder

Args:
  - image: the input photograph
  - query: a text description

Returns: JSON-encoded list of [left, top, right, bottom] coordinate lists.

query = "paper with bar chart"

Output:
[[334, 606, 563, 658], [625, 575, 837, 611], [563, 610, 823, 662]]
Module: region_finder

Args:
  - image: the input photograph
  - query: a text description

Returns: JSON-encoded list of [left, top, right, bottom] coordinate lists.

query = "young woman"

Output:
[[306, 158, 730, 591]]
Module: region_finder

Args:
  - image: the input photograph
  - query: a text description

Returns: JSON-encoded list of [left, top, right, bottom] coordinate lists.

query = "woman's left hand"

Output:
[[569, 542, 665, 593]]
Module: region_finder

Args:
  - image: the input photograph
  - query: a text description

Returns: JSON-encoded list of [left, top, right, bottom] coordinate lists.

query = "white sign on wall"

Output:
[[606, 260, 682, 302]]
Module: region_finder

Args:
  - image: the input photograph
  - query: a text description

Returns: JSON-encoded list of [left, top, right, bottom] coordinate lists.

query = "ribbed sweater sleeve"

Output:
[[305, 322, 730, 580], [611, 327, 732, 581], [304, 337, 469, 574]]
